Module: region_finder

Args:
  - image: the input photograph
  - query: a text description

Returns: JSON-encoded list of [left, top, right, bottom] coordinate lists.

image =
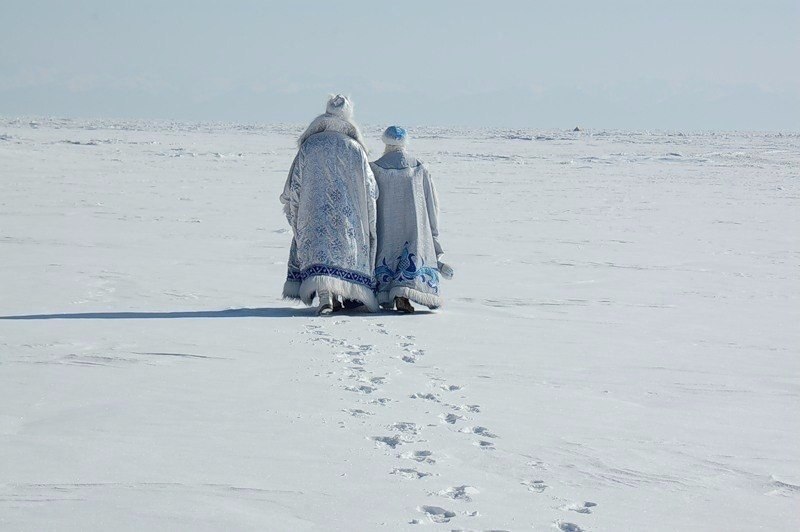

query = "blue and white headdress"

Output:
[[382, 125, 408, 147]]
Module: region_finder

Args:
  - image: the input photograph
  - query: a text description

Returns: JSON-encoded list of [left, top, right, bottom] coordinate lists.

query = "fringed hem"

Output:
[[283, 280, 301, 300], [299, 275, 379, 312], [382, 287, 441, 310]]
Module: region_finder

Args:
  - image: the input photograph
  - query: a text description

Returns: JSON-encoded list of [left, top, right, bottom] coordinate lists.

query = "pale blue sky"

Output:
[[1, 0, 798, 130]]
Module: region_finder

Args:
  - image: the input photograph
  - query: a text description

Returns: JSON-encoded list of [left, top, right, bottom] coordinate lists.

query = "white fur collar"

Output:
[[298, 114, 368, 152]]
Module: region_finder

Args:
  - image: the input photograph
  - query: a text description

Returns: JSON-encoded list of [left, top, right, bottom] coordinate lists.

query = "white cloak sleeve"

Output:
[[364, 156, 379, 270], [279, 153, 301, 229], [422, 167, 444, 259]]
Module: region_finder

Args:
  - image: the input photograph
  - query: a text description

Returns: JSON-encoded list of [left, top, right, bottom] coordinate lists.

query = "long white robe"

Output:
[[371, 148, 443, 309], [280, 115, 378, 310]]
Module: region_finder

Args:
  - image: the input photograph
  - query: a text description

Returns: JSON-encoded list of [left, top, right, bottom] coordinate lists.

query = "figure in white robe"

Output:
[[280, 95, 379, 313], [370, 126, 453, 312]]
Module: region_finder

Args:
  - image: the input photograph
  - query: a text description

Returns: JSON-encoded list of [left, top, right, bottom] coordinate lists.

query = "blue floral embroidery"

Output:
[[375, 242, 439, 292]]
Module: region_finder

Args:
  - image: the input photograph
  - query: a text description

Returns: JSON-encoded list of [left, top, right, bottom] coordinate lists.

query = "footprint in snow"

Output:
[[438, 485, 479, 502], [321, 336, 348, 347], [345, 384, 377, 394], [373, 323, 390, 335], [474, 440, 495, 450], [440, 384, 462, 392], [460, 426, 498, 438], [372, 435, 403, 449], [418, 505, 455, 523], [391, 421, 422, 434], [344, 349, 370, 358], [526, 459, 548, 470], [562, 502, 597, 514], [343, 408, 373, 417], [410, 392, 440, 402], [303, 325, 329, 338], [521, 479, 547, 493], [402, 355, 417, 364], [370, 397, 392, 406], [556, 521, 585, 532], [440, 413, 465, 424], [401, 450, 435, 464], [391, 468, 433, 480], [450, 404, 481, 413]]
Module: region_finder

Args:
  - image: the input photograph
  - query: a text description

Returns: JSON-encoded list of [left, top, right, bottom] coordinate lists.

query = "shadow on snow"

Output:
[[0, 307, 314, 320], [0, 307, 429, 320]]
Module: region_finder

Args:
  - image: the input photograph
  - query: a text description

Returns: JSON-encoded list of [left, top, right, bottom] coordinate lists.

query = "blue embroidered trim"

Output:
[[287, 265, 376, 290], [375, 242, 440, 293]]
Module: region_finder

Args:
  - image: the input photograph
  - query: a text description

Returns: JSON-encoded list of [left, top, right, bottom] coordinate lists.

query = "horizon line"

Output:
[[1, 113, 798, 136]]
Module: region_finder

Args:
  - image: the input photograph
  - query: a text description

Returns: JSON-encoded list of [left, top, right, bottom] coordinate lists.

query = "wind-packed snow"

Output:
[[1, 118, 798, 531]]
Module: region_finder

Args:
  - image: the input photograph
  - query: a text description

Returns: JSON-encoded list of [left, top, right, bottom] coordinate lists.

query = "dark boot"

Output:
[[343, 299, 364, 310], [395, 297, 415, 314]]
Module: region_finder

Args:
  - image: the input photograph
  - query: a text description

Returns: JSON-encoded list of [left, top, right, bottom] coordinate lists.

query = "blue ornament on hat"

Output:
[[382, 125, 408, 147]]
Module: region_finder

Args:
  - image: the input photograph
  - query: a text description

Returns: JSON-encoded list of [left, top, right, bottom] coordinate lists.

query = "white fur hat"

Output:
[[382, 125, 408, 147], [326, 94, 354, 119]]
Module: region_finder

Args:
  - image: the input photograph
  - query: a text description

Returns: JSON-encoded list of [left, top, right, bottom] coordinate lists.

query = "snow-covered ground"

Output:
[[1, 117, 798, 531]]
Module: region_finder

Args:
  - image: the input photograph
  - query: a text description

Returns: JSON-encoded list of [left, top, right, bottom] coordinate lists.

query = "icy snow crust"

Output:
[[1, 117, 798, 530]]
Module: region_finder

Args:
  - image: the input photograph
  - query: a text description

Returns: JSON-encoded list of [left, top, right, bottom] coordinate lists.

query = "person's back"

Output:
[[280, 95, 378, 313], [294, 130, 374, 283], [370, 126, 453, 312]]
